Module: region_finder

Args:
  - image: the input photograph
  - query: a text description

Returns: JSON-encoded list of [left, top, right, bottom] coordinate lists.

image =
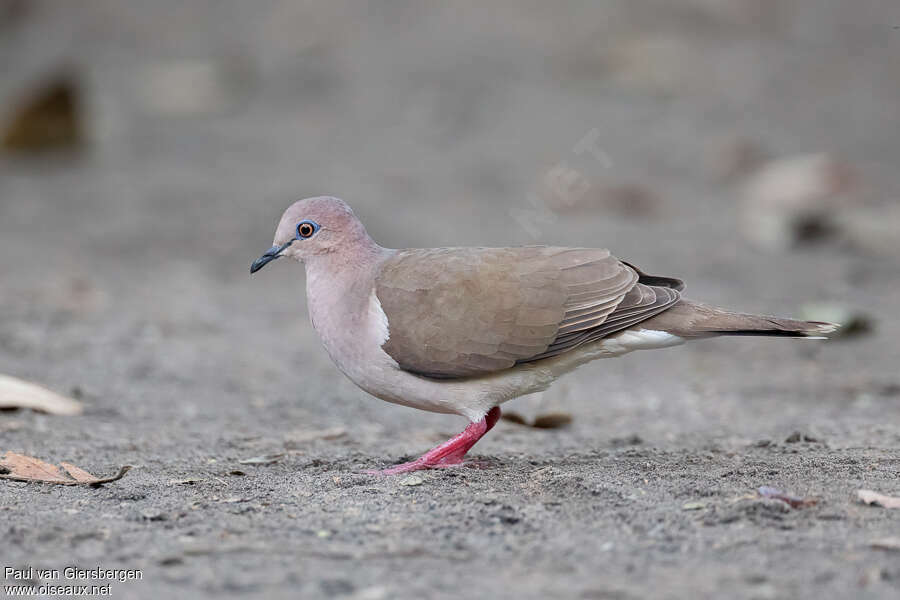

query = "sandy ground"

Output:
[[1, 1, 899, 598]]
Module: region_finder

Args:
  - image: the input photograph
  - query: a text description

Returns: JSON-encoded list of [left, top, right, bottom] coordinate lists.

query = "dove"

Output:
[[251, 196, 836, 474]]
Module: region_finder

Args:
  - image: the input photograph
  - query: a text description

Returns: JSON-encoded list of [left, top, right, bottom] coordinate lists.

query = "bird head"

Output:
[[250, 196, 370, 273]]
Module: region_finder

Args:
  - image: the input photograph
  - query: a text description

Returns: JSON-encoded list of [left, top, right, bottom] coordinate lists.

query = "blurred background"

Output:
[[1, 1, 899, 598], [2, 0, 897, 430]]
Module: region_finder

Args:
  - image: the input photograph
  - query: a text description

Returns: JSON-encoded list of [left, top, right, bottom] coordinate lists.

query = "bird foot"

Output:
[[363, 407, 501, 476], [362, 455, 493, 476]]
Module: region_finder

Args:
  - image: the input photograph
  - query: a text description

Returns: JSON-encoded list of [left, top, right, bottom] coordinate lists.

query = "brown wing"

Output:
[[375, 247, 681, 378], [524, 283, 680, 361]]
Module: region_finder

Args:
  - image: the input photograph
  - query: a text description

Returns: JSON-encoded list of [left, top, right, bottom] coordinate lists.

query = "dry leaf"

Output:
[[238, 453, 284, 465], [857, 489, 900, 509], [800, 303, 872, 340], [531, 413, 573, 429], [0, 452, 130, 486], [0, 374, 83, 415], [870, 537, 900, 552], [59, 462, 102, 483], [501, 412, 529, 426], [758, 486, 818, 508], [739, 153, 855, 251], [501, 412, 573, 429], [1, 73, 84, 152], [168, 478, 204, 485]]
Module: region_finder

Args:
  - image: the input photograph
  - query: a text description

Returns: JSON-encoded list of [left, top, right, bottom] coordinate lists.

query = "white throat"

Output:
[[301, 249, 395, 374]]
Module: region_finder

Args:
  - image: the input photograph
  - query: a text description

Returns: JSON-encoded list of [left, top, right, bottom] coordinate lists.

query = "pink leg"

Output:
[[365, 407, 502, 475]]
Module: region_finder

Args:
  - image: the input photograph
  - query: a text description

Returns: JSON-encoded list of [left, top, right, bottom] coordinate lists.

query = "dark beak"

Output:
[[250, 241, 292, 273]]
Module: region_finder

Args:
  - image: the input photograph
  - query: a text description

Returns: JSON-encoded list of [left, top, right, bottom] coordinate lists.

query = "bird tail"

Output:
[[638, 299, 839, 339]]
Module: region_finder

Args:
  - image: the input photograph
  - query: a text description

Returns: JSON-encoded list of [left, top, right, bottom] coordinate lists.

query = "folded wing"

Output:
[[375, 247, 680, 378]]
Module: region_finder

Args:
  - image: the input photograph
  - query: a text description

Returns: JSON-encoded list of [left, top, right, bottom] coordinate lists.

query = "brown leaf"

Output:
[[0, 452, 69, 483], [0, 374, 83, 415], [758, 486, 818, 508], [501, 411, 573, 429], [500, 412, 529, 426], [60, 462, 103, 483], [1, 73, 84, 152], [531, 413, 573, 429], [858, 489, 900, 509], [0, 452, 131, 486]]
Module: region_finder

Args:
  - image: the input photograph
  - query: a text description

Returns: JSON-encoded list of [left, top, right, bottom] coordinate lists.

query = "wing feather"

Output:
[[375, 247, 680, 378]]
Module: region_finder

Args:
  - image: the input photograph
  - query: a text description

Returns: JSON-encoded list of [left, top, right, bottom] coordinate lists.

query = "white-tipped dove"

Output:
[[251, 197, 837, 474]]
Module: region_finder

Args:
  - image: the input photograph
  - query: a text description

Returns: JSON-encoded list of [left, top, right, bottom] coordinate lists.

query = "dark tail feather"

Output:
[[622, 261, 685, 291], [711, 319, 837, 338], [638, 300, 839, 339]]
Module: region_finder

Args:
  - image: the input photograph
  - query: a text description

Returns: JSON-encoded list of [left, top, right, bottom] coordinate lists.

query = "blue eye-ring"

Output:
[[296, 220, 320, 239]]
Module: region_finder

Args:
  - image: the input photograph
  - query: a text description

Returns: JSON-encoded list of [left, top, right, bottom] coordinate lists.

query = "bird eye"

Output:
[[296, 220, 319, 239]]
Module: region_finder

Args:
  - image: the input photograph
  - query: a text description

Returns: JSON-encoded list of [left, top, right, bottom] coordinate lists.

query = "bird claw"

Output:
[[360, 407, 502, 476]]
